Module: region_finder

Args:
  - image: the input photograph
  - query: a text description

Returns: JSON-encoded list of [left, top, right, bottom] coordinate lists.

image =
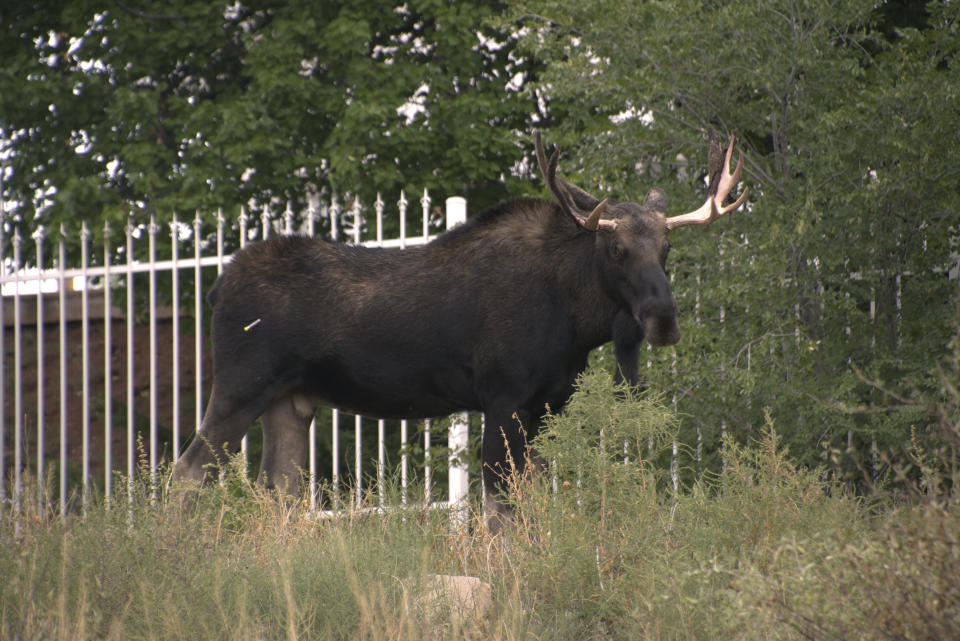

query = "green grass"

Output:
[[2, 370, 959, 640]]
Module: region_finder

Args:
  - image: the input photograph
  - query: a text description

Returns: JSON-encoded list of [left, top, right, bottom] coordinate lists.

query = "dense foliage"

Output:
[[3, 370, 958, 640], [3, 5, 959, 637], [2, 0, 958, 478], [508, 0, 960, 477], [0, 0, 538, 255]]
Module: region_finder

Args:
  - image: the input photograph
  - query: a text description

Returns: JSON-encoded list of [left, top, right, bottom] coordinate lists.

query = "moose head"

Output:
[[534, 129, 748, 348]]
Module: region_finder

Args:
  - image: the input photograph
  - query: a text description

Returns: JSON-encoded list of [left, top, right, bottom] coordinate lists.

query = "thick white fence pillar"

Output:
[[445, 197, 470, 523]]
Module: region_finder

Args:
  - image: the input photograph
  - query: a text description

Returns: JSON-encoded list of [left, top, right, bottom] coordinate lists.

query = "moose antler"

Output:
[[664, 132, 749, 231], [534, 131, 617, 232]]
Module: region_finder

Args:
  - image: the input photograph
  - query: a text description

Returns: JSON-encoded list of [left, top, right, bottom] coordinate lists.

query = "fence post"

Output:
[[193, 212, 204, 454], [445, 197, 470, 524], [147, 216, 158, 500], [12, 228, 22, 519], [125, 216, 136, 511], [33, 226, 45, 511], [80, 222, 91, 511], [102, 222, 113, 508], [170, 216, 180, 466], [58, 225, 68, 517]]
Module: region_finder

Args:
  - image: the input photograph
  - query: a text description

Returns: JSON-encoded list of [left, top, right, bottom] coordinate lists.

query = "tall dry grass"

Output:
[[2, 358, 958, 640]]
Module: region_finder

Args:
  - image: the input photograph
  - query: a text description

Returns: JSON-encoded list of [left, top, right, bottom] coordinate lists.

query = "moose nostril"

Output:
[[652, 295, 675, 317], [633, 295, 677, 322]]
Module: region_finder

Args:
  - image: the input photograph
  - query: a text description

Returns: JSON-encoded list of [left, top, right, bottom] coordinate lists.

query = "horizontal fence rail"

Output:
[[1, 190, 471, 520]]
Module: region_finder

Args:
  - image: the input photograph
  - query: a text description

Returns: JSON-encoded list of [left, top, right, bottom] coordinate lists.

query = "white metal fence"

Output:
[[0, 190, 471, 518], [3, 187, 951, 522]]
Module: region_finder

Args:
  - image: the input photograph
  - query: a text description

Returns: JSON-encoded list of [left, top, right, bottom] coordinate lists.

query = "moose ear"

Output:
[[561, 179, 601, 214], [534, 130, 602, 219], [642, 187, 668, 214]]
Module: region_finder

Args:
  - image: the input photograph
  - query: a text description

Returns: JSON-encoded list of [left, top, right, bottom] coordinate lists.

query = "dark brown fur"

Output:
[[173, 182, 681, 526]]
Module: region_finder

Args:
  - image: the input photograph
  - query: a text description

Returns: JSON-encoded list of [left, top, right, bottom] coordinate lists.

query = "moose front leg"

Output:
[[173, 382, 271, 486], [481, 405, 539, 534]]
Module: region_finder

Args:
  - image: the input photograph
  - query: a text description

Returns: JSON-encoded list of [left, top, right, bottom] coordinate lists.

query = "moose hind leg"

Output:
[[257, 395, 313, 494], [481, 406, 537, 533]]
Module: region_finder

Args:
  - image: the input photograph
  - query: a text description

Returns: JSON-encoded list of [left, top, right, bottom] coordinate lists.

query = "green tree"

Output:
[[0, 0, 539, 261], [509, 0, 960, 476]]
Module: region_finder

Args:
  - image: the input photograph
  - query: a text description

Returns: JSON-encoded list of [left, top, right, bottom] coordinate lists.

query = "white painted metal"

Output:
[[170, 216, 180, 465], [421, 189, 431, 239], [445, 196, 469, 522], [102, 222, 112, 507], [0, 192, 475, 519], [33, 227, 45, 510], [448, 415, 469, 523], [399, 190, 407, 249], [236, 209, 248, 464], [12, 229, 22, 517], [309, 417, 317, 512], [377, 419, 386, 507], [80, 223, 91, 510], [261, 207, 271, 240], [305, 205, 316, 511], [330, 190, 358, 504], [352, 198, 361, 244], [355, 414, 362, 507], [330, 195, 340, 241], [148, 216, 158, 499], [332, 408, 340, 492], [125, 218, 136, 509], [352, 200, 364, 508], [193, 212, 204, 460], [424, 418, 432, 502], [58, 228, 68, 517], [375, 194, 384, 245], [284, 202, 294, 235], [400, 419, 409, 507]]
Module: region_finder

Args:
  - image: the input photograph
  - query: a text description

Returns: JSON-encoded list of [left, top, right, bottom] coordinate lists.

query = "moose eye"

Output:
[[610, 242, 625, 260]]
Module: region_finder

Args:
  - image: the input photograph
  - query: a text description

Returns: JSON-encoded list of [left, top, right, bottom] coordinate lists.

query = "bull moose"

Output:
[[172, 130, 748, 524]]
